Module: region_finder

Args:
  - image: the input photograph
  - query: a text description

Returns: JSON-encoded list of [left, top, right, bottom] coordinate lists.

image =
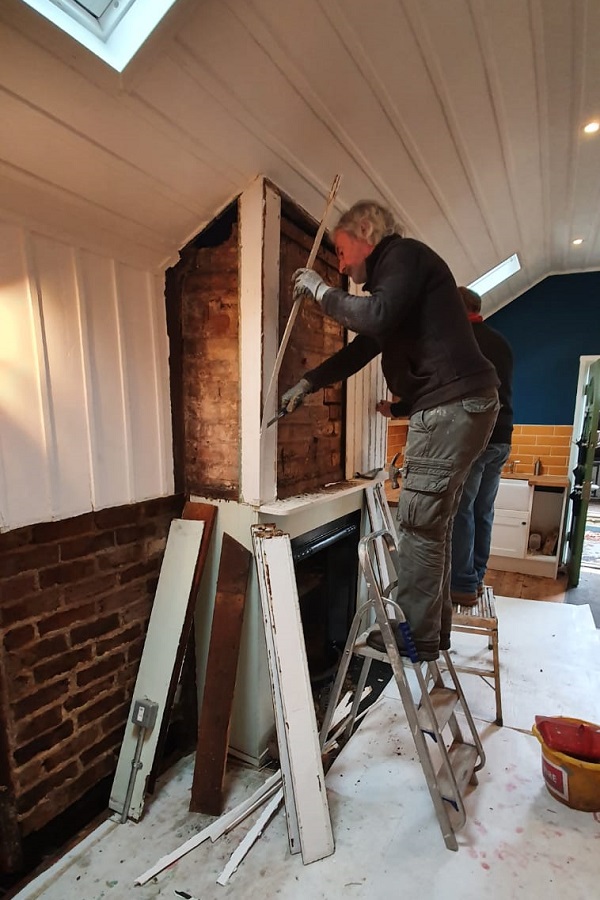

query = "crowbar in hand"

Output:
[[260, 174, 342, 434]]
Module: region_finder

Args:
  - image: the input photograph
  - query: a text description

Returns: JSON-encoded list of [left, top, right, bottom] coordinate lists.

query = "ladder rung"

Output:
[[417, 687, 458, 737], [437, 742, 479, 810]]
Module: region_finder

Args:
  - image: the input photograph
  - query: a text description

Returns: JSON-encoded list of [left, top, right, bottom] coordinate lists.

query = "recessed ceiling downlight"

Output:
[[583, 121, 599, 134]]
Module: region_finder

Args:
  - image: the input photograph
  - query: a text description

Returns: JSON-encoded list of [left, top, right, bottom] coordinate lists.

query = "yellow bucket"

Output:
[[533, 718, 600, 812]]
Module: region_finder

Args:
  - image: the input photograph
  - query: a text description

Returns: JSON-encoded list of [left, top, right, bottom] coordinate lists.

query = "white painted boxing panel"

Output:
[[109, 518, 204, 821], [150, 271, 175, 496], [77, 249, 131, 509], [115, 261, 168, 501], [259, 532, 334, 865], [251, 529, 301, 854], [30, 232, 92, 519], [0, 221, 52, 529]]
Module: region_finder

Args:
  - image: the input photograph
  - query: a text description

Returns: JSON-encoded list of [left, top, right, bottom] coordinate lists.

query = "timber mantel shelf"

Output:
[[259, 475, 386, 516]]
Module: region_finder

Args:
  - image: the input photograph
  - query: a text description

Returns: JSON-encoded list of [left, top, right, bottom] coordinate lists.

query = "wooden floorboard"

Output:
[[485, 564, 600, 628], [484, 569, 566, 603]]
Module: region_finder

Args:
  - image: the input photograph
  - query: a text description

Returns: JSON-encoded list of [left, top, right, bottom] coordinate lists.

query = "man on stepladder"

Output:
[[278, 200, 499, 662], [450, 286, 514, 606]]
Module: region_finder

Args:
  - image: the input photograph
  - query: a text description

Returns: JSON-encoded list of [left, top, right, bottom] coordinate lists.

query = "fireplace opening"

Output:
[[291, 511, 361, 684]]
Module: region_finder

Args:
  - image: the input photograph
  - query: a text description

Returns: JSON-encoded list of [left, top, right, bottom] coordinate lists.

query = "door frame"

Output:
[[566, 359, 600, 585], [565, 355, 600, 543]]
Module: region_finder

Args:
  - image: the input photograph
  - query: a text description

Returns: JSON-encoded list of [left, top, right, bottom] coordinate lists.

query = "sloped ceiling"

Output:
[[1, 0, 599, 313]]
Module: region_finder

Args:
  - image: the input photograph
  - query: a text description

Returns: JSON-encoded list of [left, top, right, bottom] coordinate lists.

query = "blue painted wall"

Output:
[[487, 272, 600, 425]]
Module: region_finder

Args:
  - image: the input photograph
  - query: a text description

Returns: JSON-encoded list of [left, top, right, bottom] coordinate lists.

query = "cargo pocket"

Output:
[[398, 456, 454, 531]]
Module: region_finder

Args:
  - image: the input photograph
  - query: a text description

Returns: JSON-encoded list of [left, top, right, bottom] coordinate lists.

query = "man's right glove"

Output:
[[280, 377, 312, 415], [292, 268, 331, 303]]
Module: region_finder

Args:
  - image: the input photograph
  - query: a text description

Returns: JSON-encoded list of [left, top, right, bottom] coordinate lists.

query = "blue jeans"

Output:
[[395, 391, 499, 656], [451, 442, 511, 595]]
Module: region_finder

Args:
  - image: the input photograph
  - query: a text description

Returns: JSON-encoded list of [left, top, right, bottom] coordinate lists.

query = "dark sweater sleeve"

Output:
[[318, 243, 423, 338], [390, 399, 411, 417], [304, 333, 381, 391]]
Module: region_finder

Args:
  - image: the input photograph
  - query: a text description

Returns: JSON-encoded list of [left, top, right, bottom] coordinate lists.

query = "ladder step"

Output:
[[418, 687, 458, 737], [437, 742, 479, 810], [354, 628, 421, 666]]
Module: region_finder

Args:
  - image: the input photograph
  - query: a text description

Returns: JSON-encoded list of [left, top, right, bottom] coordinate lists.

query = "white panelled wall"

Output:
[[0, 218, 173, 532]]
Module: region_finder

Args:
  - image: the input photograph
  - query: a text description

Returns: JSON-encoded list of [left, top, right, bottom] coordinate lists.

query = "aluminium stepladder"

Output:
[[320, 486, 486, 851]]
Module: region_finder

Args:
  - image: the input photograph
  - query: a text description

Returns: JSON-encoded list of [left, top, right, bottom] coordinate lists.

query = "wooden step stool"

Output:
[[450, 586, 502, 726]]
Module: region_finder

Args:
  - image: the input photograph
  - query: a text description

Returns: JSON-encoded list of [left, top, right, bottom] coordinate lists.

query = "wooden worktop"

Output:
[[384, 472, 570, 506], [500, 473, 570, 488]]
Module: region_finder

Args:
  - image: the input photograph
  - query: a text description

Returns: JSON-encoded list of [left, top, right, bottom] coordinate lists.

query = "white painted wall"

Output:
[[0, 217, 173, 531]]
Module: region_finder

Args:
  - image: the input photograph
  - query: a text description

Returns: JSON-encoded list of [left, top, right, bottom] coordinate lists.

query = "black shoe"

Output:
[[451, 589, 478, 608], [366, 626, 440, 662]]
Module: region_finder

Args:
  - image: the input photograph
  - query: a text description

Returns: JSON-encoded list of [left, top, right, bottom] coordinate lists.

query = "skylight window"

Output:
[[467, 253, 521, 296], [20, 0, 178, 71]]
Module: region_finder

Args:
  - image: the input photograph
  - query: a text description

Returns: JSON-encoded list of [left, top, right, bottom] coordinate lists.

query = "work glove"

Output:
[[280, 377, 312, 415], [292, 268, 331, 303]]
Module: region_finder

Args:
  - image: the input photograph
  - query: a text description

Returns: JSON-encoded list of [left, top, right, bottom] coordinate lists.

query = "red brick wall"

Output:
[[181, 222, 240, 499], [277, 217, 345, 498], [386, 419, 408, 465], [0, 495, 182, 838]]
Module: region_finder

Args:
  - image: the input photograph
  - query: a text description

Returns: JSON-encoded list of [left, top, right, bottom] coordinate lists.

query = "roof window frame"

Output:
[[20, 0, 178, 71]]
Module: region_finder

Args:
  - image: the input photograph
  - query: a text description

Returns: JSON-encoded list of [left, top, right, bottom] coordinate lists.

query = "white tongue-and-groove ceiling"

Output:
[[1, 0, 598, 313]]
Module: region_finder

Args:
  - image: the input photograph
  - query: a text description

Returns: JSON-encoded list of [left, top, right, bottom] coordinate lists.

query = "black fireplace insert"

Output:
[[290, 510, 361, 682]]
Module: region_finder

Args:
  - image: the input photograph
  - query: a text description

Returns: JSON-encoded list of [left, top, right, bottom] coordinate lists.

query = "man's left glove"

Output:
[[280, 377, 312, 415], [292, 268, 331, 303]]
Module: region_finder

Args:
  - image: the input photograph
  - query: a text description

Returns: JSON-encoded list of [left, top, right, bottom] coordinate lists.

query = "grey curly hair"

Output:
[[333, 200, 405, 245]]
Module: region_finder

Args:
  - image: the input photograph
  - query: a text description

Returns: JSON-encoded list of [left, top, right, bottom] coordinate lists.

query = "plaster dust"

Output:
[[14, 597, 600, 900]]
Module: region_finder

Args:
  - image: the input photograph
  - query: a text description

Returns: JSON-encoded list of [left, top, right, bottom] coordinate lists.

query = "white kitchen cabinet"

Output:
[[489, 478, 569, 579], [490, 509, 530, 558]]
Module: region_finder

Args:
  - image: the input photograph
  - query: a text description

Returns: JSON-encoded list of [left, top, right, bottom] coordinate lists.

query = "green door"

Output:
[[567, 360, 600, 587]]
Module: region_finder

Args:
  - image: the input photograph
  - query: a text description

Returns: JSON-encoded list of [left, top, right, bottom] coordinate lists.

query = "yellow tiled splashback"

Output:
[[386, 421, 573, 478], [507, 425, 572, 477]]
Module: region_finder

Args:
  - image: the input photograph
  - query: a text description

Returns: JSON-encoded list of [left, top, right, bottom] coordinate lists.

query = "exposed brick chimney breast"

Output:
[[277, 215, 345, 499]]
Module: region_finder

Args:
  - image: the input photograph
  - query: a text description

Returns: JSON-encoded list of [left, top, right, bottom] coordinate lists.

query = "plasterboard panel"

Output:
[[78, 250, 131, 508], [0, 222, 52, 530], [115, 263, 169, 500]]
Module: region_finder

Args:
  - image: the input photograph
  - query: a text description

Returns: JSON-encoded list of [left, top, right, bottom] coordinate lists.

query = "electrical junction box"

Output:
[[131, 699, 159, 730]]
